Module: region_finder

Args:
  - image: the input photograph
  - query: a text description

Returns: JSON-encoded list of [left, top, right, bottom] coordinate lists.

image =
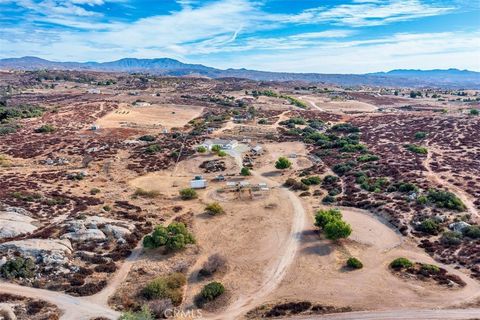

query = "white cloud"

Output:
[[288, 0, 454, 27], [203, 31, 480, 73]]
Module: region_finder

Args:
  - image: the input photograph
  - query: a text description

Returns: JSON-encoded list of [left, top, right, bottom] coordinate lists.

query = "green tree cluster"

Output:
[[314, 209, 352, 240], [143, 222, 195, 251]]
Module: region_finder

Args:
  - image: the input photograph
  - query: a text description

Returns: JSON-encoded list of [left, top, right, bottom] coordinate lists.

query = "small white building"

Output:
[[190, 178, 207, 189], [87, 88, 101, 94], [251, 145, 263, 154], [202, 139, 238, 151]]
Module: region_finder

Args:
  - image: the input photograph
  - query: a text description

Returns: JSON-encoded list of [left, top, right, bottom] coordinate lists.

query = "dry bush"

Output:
[[198, 254, 227, 278]]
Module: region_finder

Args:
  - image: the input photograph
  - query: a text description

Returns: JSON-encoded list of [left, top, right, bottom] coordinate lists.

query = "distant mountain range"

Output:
[[1, 56, 479, 88]]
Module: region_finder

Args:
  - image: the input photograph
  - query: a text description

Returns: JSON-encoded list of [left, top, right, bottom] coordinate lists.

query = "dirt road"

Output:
[[207, 152, 307, 319], [423, 147, 479, 221], [290, 308, 480, 320], [0, 281, 120, 320]]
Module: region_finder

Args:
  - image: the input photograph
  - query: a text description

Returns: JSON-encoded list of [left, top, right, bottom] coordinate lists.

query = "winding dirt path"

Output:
[[204, 152, 307, 319], [0, 281, 120, 320], [423, 146, 479, 221]]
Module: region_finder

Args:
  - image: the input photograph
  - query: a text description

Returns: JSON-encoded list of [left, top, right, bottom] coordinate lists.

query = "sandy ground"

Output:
[[300, 96, 378, 113], [267, 202, 480, 310], [96, 103, 203, 129]]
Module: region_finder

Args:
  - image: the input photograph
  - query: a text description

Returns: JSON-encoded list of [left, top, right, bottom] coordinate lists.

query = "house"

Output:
[[251, 145, 263, 154], [87, 88, 100, 94], [190, 176, 207, 189], [202, 139, 238, 151]]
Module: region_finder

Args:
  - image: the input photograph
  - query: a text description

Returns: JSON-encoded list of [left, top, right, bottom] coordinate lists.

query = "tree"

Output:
[[201, 282, 225, 301], [240, 167, 251, 176], [314, 209, 342, 228], [324, 219, 352, 240], [143, 222, 195, 251], [470, 109, 479, 116], [275, 157, 292, 170], [205, 202, 224, 215], [179, 188, 197, 200], [197, 146, 207, 153], [211, 145, 221, 152], [217, 150, 227, 157]]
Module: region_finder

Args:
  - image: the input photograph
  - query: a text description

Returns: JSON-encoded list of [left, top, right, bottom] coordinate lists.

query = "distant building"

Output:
[[202, 139, 238, 150], [87, 88, 100, 94], [251, 145, 263, 154], [190, 176, 208, 189], [91, 124, 101, 131]]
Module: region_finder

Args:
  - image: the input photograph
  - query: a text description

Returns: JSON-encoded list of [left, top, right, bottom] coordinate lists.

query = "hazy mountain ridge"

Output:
[[1, 56, 479, 88]]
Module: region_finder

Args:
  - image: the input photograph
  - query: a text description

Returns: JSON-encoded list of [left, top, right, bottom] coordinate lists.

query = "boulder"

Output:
[[61, 229, 106, 242], [0, 207, 38, 239], [103, 224, 131, 240], [0, 239, 72, 262], [449, 221, 471, 233], [0, 304, 16, 320]]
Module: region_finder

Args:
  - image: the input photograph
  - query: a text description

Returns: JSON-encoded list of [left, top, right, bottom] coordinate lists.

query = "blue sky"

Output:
[[0, 0, 479, 73]]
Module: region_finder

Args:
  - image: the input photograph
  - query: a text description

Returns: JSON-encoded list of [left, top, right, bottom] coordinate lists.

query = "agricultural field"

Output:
[[0, 70, 479, 320]]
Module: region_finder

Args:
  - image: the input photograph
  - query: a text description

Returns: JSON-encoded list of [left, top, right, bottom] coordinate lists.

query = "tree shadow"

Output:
[[301, 243, 332, 256]]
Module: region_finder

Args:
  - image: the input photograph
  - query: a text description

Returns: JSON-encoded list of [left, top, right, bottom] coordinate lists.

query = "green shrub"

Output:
[[322, 195, 336, 204], [120, 306, 155, 320], [346, 257, 363, 269], [258, 118, 267, 124], [470, 109, 479, 116], [275, 157, 292, 170], [205, 202, 224, 215], [179, 188, 197, 200], [426, 189, 466, 211], [134, 188, 159, 198], [314, 209, 342, 228], [440, 231, 462, 245], [331, 123, 359, 133], [145, 144, 162, 154], [404, 144, 428, 154], [240, 167, 251, 176], [90, 188, 101, 195], [417, 218, 441, 235], [324, 219, 352, 240], [357, 154, 379, 162], [397, 182, 418, 193], [201, 282, 225, 301], [138, 135, 156, 142], [142, 273, 186, 305], [211, 145, 221, 152], [420, 263, 440, 274], [35, 124, 55, 133], [0, 257, 35, 279], [332, 162, 353, 176], [0, 125, 17, 135], [414, 131, 427, 139], [196, 146, 207, 153], [143, 222, 195, 251], [390, 257, 413, 269], [462, 225, 480, 239], [217, 150, 227, 157], [301, 176, 321, 185]]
